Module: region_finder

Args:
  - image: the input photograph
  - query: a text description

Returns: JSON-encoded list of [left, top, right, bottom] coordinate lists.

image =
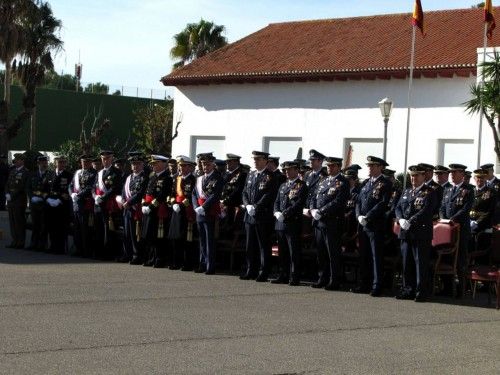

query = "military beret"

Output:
[[344, 164, 362, 171], [408, 165, 426, 175], [268, 156, 280, 164], [281, 161, 299, 169], [473, 168, 489, 177], [382, 168, 396, 176], [343, 169, 359, 179], [13, 153, 25, 160], [448, 163, 467, 172], [366, 156, 389, 167], [480, 163, 494, 170], [99, 150, 114, 156], [309, 149, 326, 160], [325, 157, 343, 165], [226, 153, 241, 161], [150, 154, 169, 163], [417, 163, 434, 171], [252, 151, 270, 159], [196, 152, 213, 159], [37, 156, 48, 162], [434, 165, 449, 173]]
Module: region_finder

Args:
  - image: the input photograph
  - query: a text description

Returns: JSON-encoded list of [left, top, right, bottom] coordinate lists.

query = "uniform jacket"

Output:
[[470, 186, 496, 232], [345, 183, 361, 235], [28, 169, 53, 199], [7, 166, 30, 205], [143, 170, 172, 207], [242, 169, 280, 224], [47, 169, 73, 204], [355, 175, 392, 232], [95, 166, 123, 203], [395, 185, 435, 241], [274, 178, 307, 231], [192, 170, 223, 222], [425, 179, 444, 219], [221, 166, 247, 207], [439, 183, 474, 226], [122, 170, 149, 207], [311, 174, 349, 228], [304, 169, 326, 207], [70, 168, 97, 211]]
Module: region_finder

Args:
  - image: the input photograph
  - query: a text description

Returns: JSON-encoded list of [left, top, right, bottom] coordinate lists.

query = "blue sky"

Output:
[[45, 0, 482, 93]]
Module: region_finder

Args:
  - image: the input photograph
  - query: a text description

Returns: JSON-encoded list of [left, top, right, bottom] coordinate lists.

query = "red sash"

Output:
[[96, 188, 119, 214], [197, 198, 221, 217]]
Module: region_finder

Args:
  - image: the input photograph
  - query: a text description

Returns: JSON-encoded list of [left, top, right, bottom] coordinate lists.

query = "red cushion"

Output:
[[432, 223, 459, 247]]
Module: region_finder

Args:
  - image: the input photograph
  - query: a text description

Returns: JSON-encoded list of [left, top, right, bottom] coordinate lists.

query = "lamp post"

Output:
[[378, 97, 393, 160]]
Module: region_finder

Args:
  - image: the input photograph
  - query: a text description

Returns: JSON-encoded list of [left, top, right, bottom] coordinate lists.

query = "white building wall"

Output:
[[171, 75, 496, 177]]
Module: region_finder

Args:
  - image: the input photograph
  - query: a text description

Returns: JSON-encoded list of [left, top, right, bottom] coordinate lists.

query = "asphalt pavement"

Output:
[[0, 211, 499, 374]]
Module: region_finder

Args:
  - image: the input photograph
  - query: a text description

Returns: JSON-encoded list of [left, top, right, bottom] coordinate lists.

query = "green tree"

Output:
[[132, 100, 181, 155], [84, 82, 109, 95], [43, 70, 81, 91], [464, 51, 500, 161], [170, 19, 227, 70]]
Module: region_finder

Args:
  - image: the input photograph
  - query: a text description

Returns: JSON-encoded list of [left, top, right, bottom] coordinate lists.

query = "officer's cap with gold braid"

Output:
[[382, 168, 396, 176], [309, 149, 325, 161], [251, 151, 270, 159], [434, 165, 449, 173], [325, 157, 343, 165], [176, 155, 196, 166], [281, 161, 299, 169], [225, 153, 241, 161], [150, 154, 169, 163], [448, 163, 467, 172], [473, 168, 489, 177], [408, 165, 426, 176], [480, 163, 494, 171], [417, 163, 434, 171], [366, 156, 388, 167]]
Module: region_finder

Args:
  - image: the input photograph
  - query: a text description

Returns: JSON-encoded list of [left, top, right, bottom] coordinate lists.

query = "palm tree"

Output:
[[464, 51, 500, 161], [170, 19, 227, 70]]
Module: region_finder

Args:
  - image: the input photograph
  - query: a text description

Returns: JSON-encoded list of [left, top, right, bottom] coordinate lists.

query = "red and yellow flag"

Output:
[[412, 0, 425, 36], [485, 0, 496, 39]]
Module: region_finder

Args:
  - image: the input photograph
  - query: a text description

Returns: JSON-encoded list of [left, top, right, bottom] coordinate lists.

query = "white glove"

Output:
[[46, 198, 54, 207], [172, 203, 181, 213], [246, 204, 255, 216], [302, 208, 311, 217], [399, 219, 411, 230], [115, 195, 123, 205], [31, 196, 43, 203], [470, 220, 478, 231], [71, 193, 78, 202], [195, 206, 205, 216], [94, 195, 103, 205], [53, 198, 62, 207], [311, 209, 322, 221], [274, 211, 285, 222], [5, 193, 11, 202], [358, 215, 367, 226], [142, 206, 151, 215]]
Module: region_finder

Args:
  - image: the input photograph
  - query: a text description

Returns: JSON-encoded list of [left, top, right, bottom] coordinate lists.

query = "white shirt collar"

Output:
[[452, 181, 464, 189], [204, 170, 214, 178]]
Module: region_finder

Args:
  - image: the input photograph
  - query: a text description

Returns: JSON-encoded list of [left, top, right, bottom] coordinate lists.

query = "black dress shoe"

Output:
[[414, 293, 427, 302], [351, 286, 371, 294], [205, 270, 215, 275], [396, 290, 415, 300], [153, 262, 166, 268], [129, 257, 142, 265], [270, 276, 289, 284], [311, 280, 328, 289], [143, 261, 154, 267], [255, 273, 268, 282], [370, 288, 382, 297], [169, 265, 181, 270], [115, 257, 129, 263], [239, 273, 256, 280], [289, 279, 300, 286], [324, 282, 341, 291], [180, 266, 192, 271], [194, 267, 205, 273]]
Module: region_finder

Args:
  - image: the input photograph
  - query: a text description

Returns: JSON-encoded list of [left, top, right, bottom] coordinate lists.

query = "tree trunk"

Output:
[[3, 60, 11, 105]]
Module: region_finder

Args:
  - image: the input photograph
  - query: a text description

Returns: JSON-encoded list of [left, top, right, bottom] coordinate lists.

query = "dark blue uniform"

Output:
[[46, 169, 72, 254], [241, 169, 280, 280], [220, 166, 247, 238], [425, 179, 444, 220], [395, 185, 435, 298], [310, 174, 349, 288], [355, 175, 392, 292], [304, 169, 326, 207], [192, 171, 223, 274], [342, 183, 361, 252], [28, 169, 53, 250], [273, 178, 307, 283]]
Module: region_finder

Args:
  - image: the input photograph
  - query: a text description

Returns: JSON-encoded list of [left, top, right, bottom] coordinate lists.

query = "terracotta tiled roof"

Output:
[[161, 7, 500, 86]]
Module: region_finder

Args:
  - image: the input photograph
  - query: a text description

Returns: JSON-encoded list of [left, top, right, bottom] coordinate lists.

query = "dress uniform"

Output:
[[27, 156, 53, 251], [192, 154, 224, 274], [383, 168, 402, 258], [419, 163, 444, 221], [6, 153, 30, 249], [93, 150, 124, 260], [168, 155, 197, 270], [355, 156, 392, 296], [241, 151, 280, 282], [434, 165, 452, 190], [395, 165, 436, 302], [439, 163, 474, 295], [220, 154, 247, 240], [141, 155, 173, 268], [304, 149, 326, 208], [481, 163, 500, 225], [272, 161, 307, 285], [118, 154, 149, 264], [342, 169, 361, 252], [268, 156, 286, 186], [310, 157, 349, 290], [70, 155, 97, 257], [0, 155, 10, 210], [45, 156, 73, 254]]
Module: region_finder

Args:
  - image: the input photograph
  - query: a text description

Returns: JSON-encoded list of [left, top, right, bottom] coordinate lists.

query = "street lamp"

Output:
[[378, 97, 393, 160]]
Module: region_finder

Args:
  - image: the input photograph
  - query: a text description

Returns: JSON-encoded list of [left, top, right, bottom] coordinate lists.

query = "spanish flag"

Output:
[[412, 0, 425, 36], [485, 0, 496, 39]]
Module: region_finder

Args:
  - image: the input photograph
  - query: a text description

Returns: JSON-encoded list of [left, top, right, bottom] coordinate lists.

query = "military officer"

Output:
[[141, 155, 173, 268], [268, 156, 286, 185], [481, 163, 499, 225], [92, 157, 103, 172], [354, 156, 392, 296], [27, 156, 53, 251], [6, 153, 30, 249], [117, 154, 149, 264], [192, 154, 223, 274], [439, 163, 474, 296], [418, 163, 443, 221], [93, 150, 124, 260], [342, 169, 361, 253], [168, 158, 178, 177], [395, 165, 436, 302], [113, 158, 127, 177], [168, 155, 197, 270], [45, 156, 73, 254], [309, 157, 349, 290], [0, 154, 9, 210], [70, 155, 97, 257], [303, 149, 326, 209], [195, 152, 213, 177], [241, 151, 280, 282], [434, 165, 452, 189], [272, 161, 307, 285], [220, 154, 247, 240], [215, 159, 227, 175]]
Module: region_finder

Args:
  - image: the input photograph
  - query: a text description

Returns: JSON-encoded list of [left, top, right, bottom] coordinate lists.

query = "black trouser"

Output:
[[358, 229, 384, 290], [142, 213, 169, 266], [73, 210, 93, 257], [198, 220, 216, 272], [30, 203, 47, 250], [400, 239, 430, 295], [122, 209, 142, 261], [170, 218, 196, 269], [244, 221, 272, 276], [46, 203, 70, 254], [276, 225, 301, 280], [8, 202, 26, 246], [314, 224, 341, 284]]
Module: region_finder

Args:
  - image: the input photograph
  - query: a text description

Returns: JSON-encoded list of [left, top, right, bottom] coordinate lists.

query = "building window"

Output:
[[263, 137, 302, 161], [190, 136, 226, 160], [437, 139, 474, 169], [343, 138, 383, 170]]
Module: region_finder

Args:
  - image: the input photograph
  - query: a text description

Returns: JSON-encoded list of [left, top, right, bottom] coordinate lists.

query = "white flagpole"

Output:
[[476, 23, 488, 168], [403, 26, 417, 189]]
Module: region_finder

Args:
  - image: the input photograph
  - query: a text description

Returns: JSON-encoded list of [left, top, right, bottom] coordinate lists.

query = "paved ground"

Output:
[[0, 212, 499, 374]]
